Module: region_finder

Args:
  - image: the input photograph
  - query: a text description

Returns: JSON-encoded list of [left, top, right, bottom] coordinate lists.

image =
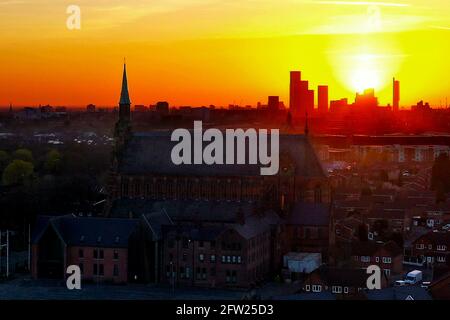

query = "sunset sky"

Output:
[[0, 0, 449, 108]]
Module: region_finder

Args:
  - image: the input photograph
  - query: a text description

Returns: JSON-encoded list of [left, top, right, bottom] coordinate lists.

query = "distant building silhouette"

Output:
[[86, 104, 96, 112], [318, 85, 329, 114], [268, 96, 279, 112], [290, 71, 301, 115], [393, 78, 400, 112]]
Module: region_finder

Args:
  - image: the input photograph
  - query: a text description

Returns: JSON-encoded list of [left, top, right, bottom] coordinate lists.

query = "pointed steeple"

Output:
[[119, 62, 131, 105]]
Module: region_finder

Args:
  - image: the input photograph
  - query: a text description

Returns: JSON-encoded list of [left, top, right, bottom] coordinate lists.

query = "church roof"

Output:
[[119, 63, 131, 105], [118, 131, 325, 177]]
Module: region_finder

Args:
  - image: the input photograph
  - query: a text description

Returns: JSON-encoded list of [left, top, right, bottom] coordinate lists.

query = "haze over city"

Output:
[[1, 0, 449, 107]]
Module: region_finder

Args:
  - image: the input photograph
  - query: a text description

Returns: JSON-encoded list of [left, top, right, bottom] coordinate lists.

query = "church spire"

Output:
[[119, 62, 131, 105]]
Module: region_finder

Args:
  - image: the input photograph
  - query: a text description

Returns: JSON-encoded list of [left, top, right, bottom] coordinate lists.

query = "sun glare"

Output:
[[350, 54, 381, 93]]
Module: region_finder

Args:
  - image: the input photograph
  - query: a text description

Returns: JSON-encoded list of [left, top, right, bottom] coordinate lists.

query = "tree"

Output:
[[44, 149, 62, 174], [2, 160, 34, 186], [13, 148, 34, 163], [0, 150, 9, 171]]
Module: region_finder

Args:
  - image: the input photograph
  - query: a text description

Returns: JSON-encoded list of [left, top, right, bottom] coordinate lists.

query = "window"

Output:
[[312, 285, 322, 293], [227, 256, 231, 263], [232, 256, 236, 264], [231, 270, 237, 283], [226, 270, 231, 283], [344, 287, 349, 294], [361, 256, 370, 263], [79, 263, 84, 274], [375, 257, 380, 263], [428, 244, 432, 250], [78, 249, 84, 258], [99, 264, 104, 276], [185, 267, 191, 279], [93, 264, 98, 275], [332, 286, 342, 293], [437, 256, 446, 263], [382, 257, 392, 264], [437, 245, 447, 251], [113, 250, 119, 260], [416, 244, 425, 249], [199, 254, 205, 262], [210, 241, 216, 249], [93, 249, 98, 259], [237, 256, 242, 264], [199, 241, 204, 248], [113, 264, 119, 277], [210, 255, 216, 263], [182, 253, 187, 262], [384, 269, 391, 276], [305, 285, 311, 292], [202, 268, 207, 280]]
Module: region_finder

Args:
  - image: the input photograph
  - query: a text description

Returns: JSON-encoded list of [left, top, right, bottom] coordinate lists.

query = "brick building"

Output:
[[350, 241, 403, 277], [409, 231, 450, 268], [31, 215, 139, 284]]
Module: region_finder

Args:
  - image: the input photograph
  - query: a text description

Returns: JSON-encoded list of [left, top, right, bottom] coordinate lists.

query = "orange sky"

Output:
[[1, 0, 449, 108]]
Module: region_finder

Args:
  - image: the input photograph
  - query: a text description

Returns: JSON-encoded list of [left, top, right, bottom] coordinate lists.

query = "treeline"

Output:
[[0, 143, 111, 227]]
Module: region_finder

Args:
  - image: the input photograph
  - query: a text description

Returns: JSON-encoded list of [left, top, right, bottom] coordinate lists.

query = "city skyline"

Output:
[[0, 0, 449, 107]]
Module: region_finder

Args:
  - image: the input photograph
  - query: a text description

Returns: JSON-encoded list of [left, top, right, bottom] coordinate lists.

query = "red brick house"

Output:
[[302, 266, 388, 299], [351, 241, 403, 277], [410, 231, 450, 268], [31, 215, 139, 284], [283, 203, 330, 259], [162, 210, 281, 288]]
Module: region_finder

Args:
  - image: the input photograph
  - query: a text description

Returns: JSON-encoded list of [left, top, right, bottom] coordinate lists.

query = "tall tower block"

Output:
[[290, 71, 301, 115], [393, 78, 400, 112], [318, 85, 329, 114]]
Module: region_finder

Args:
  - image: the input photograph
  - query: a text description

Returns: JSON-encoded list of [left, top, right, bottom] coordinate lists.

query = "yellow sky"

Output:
[[0, 0, 449, 107]]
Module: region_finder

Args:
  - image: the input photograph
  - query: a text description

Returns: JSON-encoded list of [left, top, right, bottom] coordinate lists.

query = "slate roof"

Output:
[[32, 215, 139, 248], [286, 203, 330, 226], [232, 210, 281, 239], [365, 287, 432, 300], [118, 132, 325, 177], [111, 199, 258, 223], [162, 224, 227, 241]]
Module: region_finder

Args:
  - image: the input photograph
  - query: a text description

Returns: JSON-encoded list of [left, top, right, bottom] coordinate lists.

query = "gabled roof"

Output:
[[118, 132, 325, 177], [365, 287, 432, 300], [32, 215, 139, 248], [351, 240, 402, 257], [415, 230, 450, 245], [111, 199, 258, 223], [232, 210, 280, 239]]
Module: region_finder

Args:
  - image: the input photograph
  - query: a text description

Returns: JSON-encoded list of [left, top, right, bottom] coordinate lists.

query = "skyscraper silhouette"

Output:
[[290, 71, 301, 115], [393, 78, 400, 112], [318, 85, 328, 114]]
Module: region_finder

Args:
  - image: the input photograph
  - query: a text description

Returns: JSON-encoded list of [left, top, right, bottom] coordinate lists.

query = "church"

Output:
[[102, 64, 331, 287]]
